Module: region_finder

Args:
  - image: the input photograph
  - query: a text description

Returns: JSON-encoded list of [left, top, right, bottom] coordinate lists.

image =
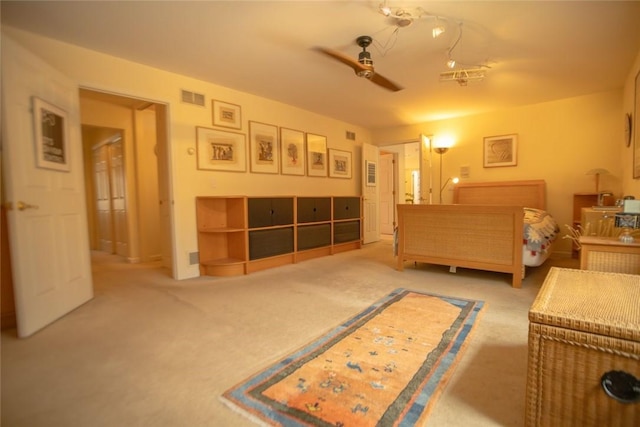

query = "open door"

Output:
[[362, 143, 380, 244], [379, 152, 396, 235], [2, 37, 93, 337]]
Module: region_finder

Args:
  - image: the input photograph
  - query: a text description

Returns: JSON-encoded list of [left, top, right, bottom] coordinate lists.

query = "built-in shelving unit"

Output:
[[195, 197, 247, 277], [195, 196, 362, 276]]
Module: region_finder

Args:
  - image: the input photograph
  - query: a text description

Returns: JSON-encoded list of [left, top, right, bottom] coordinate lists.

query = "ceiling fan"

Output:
[[316, 36, 403, 92]]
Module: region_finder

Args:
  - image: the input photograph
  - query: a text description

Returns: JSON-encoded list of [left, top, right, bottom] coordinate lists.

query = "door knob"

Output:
[[17, 201, 39, 211]]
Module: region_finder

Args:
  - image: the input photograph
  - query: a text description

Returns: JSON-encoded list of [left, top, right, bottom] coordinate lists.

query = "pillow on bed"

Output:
[[523, 208, 559, 254]]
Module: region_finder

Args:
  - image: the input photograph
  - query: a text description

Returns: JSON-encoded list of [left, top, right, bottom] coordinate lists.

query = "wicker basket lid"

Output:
[[529, 267, 640, 342]]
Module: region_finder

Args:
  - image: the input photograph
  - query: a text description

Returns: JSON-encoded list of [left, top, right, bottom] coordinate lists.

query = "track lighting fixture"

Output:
[[445, 22, 463, 69], [378, 1, 445, 34], [439, 68, 486, 86], [377, 2, 491, 85], [432, 25, 445, 38]]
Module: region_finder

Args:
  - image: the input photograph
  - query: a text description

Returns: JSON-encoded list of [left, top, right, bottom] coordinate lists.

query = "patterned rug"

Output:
[[221, 288, 485, 426]]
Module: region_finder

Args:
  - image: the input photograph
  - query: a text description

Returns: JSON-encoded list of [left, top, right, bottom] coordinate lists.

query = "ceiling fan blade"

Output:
[[315, 45, 403, 92], [369, 73, 404, 92], [314, 47, 368, 73]]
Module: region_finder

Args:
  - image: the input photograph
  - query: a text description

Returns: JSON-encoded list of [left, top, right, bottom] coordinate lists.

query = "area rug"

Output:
[[221, 288, 485, 426]]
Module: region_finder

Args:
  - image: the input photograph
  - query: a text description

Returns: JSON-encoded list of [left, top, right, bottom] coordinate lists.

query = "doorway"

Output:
[[377, 142, 421, 234], [79, 89, 173, 272]]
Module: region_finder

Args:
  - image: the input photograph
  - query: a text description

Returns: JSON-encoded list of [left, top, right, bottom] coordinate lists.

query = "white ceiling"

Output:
[[2, 1, 640, 130]]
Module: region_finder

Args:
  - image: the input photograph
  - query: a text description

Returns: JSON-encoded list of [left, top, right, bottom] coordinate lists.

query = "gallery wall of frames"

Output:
[[196, 99, 352, 179]]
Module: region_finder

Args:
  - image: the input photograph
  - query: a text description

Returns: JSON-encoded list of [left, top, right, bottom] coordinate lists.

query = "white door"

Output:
[[93, 143, 115, 252], [379, 153, 395, 235], [362, 143, 380, 244], [2, 37, 93, 338], [109, 139, 129, 257]]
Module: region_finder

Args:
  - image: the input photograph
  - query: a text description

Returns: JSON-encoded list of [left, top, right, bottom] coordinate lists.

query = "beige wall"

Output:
[[372, 90, 627, 255], [2, 27, 372, 279], [4, 26, 639, 270], [622, 49, 640, 197], [134, 108, 162, 263]]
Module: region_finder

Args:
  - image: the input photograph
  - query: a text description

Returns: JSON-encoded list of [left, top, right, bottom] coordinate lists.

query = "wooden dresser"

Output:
[[526, 268, 640, 426]]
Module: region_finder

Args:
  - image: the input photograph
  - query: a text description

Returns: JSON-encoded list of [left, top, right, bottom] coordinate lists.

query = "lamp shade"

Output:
[[585, 168, 611, 176], [585, 168, 611, 193]]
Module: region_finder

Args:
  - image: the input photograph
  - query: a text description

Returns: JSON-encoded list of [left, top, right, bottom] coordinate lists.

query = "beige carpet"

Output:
[[1, 238, 578, 426]]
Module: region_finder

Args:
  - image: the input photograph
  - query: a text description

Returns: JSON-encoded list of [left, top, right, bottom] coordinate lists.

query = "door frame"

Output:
[[79, 88, 176, 275]]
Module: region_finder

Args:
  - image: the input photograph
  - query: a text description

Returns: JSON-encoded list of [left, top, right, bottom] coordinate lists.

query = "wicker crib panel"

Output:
[[585, 251, 640, 274], [401, 209, 516, 265], [454, 179, 546, 209], [526, 323, 640, 427]]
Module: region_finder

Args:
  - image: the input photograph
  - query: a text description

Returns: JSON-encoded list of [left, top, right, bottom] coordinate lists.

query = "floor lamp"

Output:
[[434, 147, 449, 204], [421, 134, 433, 204]]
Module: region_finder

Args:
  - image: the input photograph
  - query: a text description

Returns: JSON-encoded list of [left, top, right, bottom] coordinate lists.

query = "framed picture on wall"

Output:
[[329, 148, 352, 179], [306, 133, 327, 177], [32, 97, 70, 172], [249, 121, 279, 174], [196, 126, 246, 172], [365, 160, 377, 186], [212, 99, 242, 129], [483, 134, 518, 168], [280, 127, 305, 176]]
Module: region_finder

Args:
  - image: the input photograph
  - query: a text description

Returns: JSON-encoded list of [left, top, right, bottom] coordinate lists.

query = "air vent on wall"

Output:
[[181, 89, 205, 106], [346, 131, 356, 141]]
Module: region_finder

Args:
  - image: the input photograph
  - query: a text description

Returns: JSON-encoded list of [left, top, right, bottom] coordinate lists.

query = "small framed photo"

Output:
[[196, 126, 246, 172], [365, 160, 377, 186], [306, 133, 327, 177], [212, 99, 242, 129], [280, 127, 305, 176], [33, 97, 70, 172], [329, 148, 352, 179], [249, 121, 279, 174], [483, 134, 517, 168]]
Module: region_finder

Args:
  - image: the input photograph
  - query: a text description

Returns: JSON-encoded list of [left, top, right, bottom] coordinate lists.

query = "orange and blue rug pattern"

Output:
[[221, 288, 485, 426]]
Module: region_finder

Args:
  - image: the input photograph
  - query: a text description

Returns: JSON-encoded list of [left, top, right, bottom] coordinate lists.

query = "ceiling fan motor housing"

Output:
[[358, 50, 373, 66], [356, 35, 374, 78], [357, 51, 373, 78]]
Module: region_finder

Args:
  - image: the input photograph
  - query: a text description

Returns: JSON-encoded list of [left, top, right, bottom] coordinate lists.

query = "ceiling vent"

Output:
[[346, 131, 356, 141], [181, 89, 205, 106]]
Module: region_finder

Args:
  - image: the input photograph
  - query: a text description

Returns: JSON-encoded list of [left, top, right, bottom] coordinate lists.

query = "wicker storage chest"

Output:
[[526, 267, 640, 426]]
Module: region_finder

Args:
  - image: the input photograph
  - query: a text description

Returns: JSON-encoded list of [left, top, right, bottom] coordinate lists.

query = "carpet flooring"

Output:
[[1, 237, 579, 426]]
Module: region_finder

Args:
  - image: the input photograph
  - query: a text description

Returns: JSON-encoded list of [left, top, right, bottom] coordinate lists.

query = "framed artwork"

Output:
[[329, 148, 352, 179], [212, 99, 242, 129], [483, 134, 518, 168], [365, 160, 377, 186], [306, 133, 327, 177], [634, 70, 640, 178], [32, 97, 70, 172], [249, 121, 279, 174], [280, 127, 305, 176], [196, 126, 246, 172]]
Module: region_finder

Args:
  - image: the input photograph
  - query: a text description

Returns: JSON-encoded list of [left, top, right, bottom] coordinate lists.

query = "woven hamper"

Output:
[[526, 267, 640, 426]]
